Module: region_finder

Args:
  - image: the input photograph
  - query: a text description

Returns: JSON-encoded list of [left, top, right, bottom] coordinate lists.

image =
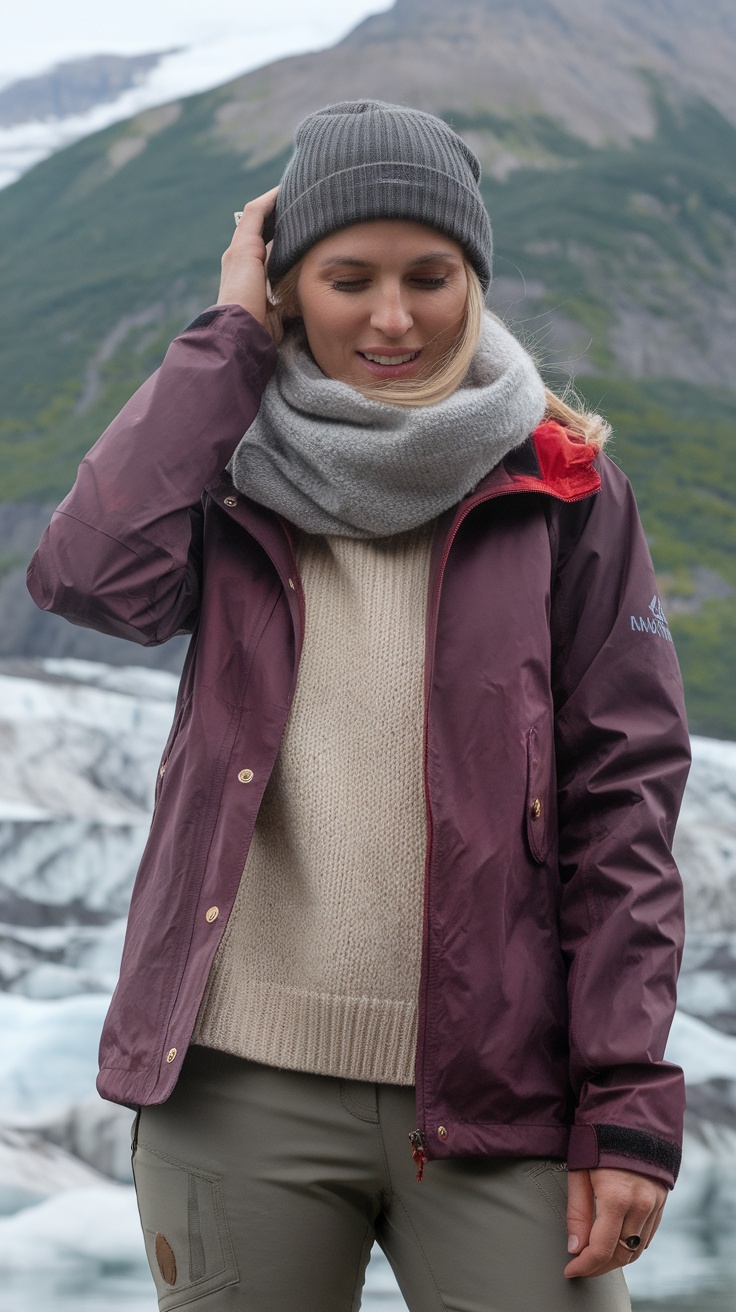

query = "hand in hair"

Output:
[[217, 187, 278, 329]]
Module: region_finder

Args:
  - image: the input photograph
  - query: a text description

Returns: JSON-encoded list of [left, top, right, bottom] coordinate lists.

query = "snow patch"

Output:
[[0, 992, 111, 1124], [0, 1184, 145, 1272], [666, 1009, 736, 1084]]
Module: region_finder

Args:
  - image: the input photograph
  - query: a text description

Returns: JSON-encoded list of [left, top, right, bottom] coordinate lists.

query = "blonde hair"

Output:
[[267, 262, 610, 448]]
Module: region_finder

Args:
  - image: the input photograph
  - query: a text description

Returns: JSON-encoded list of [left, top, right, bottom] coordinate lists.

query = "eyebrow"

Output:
[[318, 251, 461, 269]]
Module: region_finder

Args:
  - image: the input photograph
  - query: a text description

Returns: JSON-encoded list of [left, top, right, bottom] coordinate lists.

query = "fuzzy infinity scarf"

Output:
[[230, 311, 547, 538]]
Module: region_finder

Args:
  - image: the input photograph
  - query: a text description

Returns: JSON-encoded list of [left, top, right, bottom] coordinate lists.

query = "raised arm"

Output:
[[27, 191, 279, 645]]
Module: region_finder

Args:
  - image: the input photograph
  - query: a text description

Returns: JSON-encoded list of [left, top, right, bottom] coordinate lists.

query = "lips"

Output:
[[360, 350, 420, 365], [356, 347, 423, 380]]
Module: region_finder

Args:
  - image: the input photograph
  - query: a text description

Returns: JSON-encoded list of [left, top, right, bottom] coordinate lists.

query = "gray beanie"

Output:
[[267, 100, 493, 293]]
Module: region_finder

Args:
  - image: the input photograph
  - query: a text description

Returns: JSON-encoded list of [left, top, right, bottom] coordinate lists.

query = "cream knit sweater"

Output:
[[192, 523, 435, 1084]]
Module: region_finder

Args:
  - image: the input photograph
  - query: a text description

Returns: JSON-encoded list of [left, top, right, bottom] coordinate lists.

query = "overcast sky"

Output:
[[0, 0, 394, 188], [0, 0, 393, 83]]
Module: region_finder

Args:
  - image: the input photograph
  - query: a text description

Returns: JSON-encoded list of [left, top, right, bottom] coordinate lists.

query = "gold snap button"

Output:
[[531, 798, 542, 820], [288, 578, 296, 590], [224, 496, 237, 507], [237, 768, 254, 784], [165, 1048, 177, 1064], [205, 906, 219, 923], [438, 1125, 448, 1139], [159, 762, 167, 778]]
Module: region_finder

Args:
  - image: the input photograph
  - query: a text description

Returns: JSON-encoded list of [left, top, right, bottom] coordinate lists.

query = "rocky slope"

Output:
[[0, 0, 734, 722], [0, 53, 178, 129], [2, 0, 736, 432], [217, 0, 736, 168]]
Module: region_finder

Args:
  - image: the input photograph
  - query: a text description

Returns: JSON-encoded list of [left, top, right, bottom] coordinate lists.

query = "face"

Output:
[[293, 220, 468, 388]]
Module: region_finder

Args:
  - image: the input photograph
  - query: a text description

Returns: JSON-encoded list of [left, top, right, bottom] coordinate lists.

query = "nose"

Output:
[[369, 281, 414, 338]]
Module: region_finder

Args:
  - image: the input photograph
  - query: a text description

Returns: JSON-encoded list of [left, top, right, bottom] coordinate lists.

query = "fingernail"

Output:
[[567, 1236, 580, 1253]]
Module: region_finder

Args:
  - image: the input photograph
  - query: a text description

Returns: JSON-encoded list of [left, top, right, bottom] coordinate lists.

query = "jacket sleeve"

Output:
[[27, 306, 277, 645], [550, 454, 691, 1189]]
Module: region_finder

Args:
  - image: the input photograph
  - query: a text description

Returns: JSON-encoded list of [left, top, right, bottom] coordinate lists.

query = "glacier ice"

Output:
[[0, 656, 735, 1307]]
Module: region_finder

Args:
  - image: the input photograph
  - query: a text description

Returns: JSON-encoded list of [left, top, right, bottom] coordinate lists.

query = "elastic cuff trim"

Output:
[[568, 1122, 681, 1180], [184, 309, 227, 331], [594, 1123, 681, 1180]]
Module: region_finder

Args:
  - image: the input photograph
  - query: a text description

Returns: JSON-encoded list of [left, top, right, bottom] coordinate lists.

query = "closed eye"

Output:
[[330, 276, 448, 291]]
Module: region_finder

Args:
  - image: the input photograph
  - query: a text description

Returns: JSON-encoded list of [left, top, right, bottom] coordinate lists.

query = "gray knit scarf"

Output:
[[230, 311, 547, 538]]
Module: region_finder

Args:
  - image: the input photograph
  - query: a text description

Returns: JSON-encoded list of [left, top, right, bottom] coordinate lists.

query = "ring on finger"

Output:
[[617, 1235, 642, 1251]]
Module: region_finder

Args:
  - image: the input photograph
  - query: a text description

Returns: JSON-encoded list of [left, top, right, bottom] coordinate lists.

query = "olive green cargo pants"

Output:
[[132, 1045, 630, 1311]]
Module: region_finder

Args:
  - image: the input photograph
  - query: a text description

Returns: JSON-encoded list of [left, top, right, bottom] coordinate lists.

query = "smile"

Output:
[[359, 351, 420, 365]]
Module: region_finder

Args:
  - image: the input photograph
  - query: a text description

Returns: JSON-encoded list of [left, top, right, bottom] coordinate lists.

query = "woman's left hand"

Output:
[[564, 1167, 667, 1279]]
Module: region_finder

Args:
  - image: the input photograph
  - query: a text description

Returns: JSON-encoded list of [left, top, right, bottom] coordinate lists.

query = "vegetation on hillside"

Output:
[[575, 378, 736, 739], [0, 83, 734, 736], [458, 87, 736, 369], [0, 86, 288, 430]]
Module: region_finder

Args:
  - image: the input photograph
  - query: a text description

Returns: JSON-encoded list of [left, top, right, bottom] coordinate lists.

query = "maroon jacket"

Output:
[[27, 305, 690, 1188]]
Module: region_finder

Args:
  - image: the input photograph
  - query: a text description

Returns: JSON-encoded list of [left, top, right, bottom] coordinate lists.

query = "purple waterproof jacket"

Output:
[[27, 305, 690, 1188]]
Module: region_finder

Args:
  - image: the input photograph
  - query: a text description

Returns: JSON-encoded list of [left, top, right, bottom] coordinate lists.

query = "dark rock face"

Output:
[[0, 52, 180, 128]]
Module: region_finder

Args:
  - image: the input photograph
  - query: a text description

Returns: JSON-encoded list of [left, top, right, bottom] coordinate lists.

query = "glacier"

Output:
[[0, 656, 735, 1309], [0, 3, 394, 191]]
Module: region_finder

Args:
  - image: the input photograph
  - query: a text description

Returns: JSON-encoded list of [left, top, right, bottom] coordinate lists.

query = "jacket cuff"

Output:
[[567, 1123, 681, 1188], [183, 303, 271, 341]]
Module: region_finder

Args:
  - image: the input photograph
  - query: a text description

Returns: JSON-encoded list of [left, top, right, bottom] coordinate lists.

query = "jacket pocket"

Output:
[[525, 723, 553, 864], [132, 1140, 238, 1308]]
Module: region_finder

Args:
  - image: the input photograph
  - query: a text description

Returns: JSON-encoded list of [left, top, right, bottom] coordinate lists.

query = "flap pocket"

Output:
[[132, 1141, 238, 1308], [526, 723, 553, 864]]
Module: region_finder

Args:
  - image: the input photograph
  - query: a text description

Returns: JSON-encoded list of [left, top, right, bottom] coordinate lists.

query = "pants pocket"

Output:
[[132, 1139, 239, 1309], [523, 1159, 569, 1223]]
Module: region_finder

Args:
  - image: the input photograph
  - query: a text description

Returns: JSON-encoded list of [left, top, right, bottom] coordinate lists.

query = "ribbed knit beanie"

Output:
[[267, 100, 493, 293]]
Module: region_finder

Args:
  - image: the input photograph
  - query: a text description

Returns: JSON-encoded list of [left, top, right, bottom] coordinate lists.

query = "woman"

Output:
[[28, 101, 690, 1311]]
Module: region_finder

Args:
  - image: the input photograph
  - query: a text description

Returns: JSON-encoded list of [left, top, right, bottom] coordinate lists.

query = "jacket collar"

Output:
[[469, 421, 602, 507], [207, 421, 600, 578]]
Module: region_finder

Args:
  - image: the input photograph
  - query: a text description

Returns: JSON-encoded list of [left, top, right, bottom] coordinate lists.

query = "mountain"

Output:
[[0, 52, 180, 128], [0, 0, 735, 733], [218, 0, 736, 163]]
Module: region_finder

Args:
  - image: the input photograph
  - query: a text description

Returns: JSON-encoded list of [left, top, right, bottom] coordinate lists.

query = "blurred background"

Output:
[[1, 1, 735, 1308]]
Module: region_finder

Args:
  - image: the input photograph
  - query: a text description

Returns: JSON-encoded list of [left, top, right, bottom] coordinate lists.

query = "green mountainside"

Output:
[[0, 28, 734, 734]]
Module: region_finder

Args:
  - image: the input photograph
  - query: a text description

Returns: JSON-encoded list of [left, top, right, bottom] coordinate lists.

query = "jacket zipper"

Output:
[[412, 475, 599, 1176], [219, 468, 598, 1174], [409, 1128, 428, 1182]]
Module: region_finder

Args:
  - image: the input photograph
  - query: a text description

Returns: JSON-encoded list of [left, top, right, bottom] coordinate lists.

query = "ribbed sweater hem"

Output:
[[192, 975, 417, 1086]]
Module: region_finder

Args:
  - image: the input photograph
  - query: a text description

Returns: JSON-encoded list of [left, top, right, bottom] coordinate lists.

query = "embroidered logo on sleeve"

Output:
[[631, 595, 673, 642]]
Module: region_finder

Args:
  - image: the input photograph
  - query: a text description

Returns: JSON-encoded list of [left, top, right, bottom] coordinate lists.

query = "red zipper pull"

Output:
[[409, 1129, 427, 1182]]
